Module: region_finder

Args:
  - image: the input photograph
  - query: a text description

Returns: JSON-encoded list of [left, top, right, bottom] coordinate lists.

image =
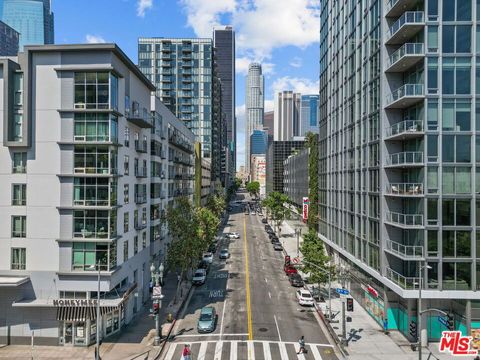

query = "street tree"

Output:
[[300, 229, 335, 285], [195, 207, 220, 251], [306, 132, 319, 230], [262, 191, 290, 234], [246, 181, 260, 199], [205, 193, 226, 218]]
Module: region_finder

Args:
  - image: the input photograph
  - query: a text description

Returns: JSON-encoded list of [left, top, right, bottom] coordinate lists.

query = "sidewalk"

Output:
[[0, 269, 192, 360], [278, 219, 453, 360]]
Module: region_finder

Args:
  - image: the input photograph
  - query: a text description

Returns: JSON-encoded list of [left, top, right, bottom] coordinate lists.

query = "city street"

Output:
[[162, 193, 339, 360]]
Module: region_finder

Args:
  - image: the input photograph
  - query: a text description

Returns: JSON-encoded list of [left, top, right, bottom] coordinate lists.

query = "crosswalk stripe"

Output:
[[230, 340, 237, 360], [293, 343, 307, 360], [309, 344, 323, 360], [164, 342, 176, 360], [247, 341, 255, 360], [278, 341, 289, 360], [262, 341, 272, 360], [214, 341, 223, 360], [197, 342, 207, 360]]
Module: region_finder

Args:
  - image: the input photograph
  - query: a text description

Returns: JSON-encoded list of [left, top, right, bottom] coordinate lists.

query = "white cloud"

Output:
[[289, 56, 302, 68], [236, 57, 251, 75], [85, 34, 106, 44], [137, 0, 153, 17], [271, 76, 319, 96], [264, 99, 274, 112]]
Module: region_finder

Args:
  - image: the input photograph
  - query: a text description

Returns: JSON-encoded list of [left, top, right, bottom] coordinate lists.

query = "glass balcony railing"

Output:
[[386, 182, 423, 195], [385, 211, 423, 227], [386, 151, 423, 166], [387, 43, 424, 69], [387, 11, 424, 40], [385, 239, 424, 258], [386, 267, 420, 289], [135, 193, 147, 204], [134, 167, 147, 178], [385, 119, 423, 138], [386, 84, 424, 105], [135, 140, 148, 153]]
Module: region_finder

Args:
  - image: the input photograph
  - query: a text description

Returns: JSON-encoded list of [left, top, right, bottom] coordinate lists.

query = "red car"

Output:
[[284, 264, 298, 276]]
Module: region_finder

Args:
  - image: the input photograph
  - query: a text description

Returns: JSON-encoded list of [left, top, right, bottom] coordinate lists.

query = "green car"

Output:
[[197, 306, 216, 333]]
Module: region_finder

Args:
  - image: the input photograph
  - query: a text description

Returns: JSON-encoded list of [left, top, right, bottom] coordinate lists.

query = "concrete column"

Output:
[[466, 300, 472, 336]]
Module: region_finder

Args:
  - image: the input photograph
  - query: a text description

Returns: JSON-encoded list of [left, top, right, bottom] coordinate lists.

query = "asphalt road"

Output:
[[163, 192, 339, 360]]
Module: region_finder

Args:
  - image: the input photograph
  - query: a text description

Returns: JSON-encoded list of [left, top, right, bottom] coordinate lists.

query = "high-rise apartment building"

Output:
[[213, 26, 235, 183], [0, 20, 18, 55], [273, 91, 301, 141], [1, 0, 54, 49], [138, 38, 213, 161], [299, 94, 319, 136], [318, 0, 479, 342], [0, 44, 194, 346], [245, 63, 264, 172]]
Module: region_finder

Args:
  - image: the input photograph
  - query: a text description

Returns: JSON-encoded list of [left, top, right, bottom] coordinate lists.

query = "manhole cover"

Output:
[[258, 328, 268, 332]]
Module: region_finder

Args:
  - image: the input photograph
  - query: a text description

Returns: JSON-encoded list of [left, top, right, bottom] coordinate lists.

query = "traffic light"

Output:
[[447, 313, 454, 331], [153, 302, 159, 315], [346, 297, 354, 312], [409, 321, 417, 338]]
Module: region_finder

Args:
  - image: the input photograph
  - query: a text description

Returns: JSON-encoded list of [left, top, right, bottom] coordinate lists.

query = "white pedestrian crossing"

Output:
[[163, 340, 332, 360]]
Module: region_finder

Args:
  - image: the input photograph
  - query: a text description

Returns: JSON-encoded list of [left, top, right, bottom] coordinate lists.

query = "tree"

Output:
[[205, 193, 226, 218], [195, 207, 220, 251], [246, 181, 260, 198], [300, 229, 334, 285], [262, 191, 290, 233], [306, 132, 319, 230]]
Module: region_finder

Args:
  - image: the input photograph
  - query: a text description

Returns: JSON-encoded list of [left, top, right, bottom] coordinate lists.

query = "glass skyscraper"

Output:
[[138, 38, 213, 159], [319, 0, 479, 343], [299, 94, 319, 136], [250, 129, 267, 155], [0, 0, 54, 50]]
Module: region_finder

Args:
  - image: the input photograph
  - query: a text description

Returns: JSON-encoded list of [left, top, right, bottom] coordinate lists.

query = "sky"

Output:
[[53, 0, 320, 170]]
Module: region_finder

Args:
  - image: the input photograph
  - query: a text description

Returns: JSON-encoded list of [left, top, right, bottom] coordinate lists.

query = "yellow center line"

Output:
[[244, 214, 253, 341]]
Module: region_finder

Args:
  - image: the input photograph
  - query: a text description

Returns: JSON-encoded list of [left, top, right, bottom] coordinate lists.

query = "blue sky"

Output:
[[53, 0, 320, 170]]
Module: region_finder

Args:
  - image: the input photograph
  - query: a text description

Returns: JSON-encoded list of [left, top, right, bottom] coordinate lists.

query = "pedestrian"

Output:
[[182, 344, 192, 360], [297, 336, 306, 354], [383, 318, 388, 334]]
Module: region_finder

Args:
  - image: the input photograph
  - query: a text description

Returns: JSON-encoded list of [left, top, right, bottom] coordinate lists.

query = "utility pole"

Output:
[[341, 268, 347, 346]]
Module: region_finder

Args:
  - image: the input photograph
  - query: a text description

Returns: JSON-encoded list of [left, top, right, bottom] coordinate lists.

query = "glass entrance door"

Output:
[[64, 323, 73, 344]]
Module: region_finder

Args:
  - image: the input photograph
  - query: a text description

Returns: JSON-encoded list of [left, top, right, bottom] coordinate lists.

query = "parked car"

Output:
[[284, 264, 298, 276], [226, 232, 240, 239], [197, 260, 210, 274], [271, 237, 280, 244], [262, 218, 268, 224], [192, 269, 207, 285], [289, 273, 304, 287], [203, 252, 213, 264], [197, 306, 217, 333], [273, 243, 283, 251], [296, 289, 314, 306], [219, 249, 230, 259], [208, 243, 217, 253]]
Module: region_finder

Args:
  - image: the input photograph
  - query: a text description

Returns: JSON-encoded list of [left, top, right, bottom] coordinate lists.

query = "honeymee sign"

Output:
[[53, 299, 98, 307]]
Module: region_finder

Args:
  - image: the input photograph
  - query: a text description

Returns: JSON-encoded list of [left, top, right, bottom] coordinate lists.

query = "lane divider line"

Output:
[[244, 215, 253, 341]]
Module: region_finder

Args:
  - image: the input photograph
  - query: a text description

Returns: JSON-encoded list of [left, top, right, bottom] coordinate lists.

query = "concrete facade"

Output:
[[283, 148, 309, 208], [273, 91, 301, 141]]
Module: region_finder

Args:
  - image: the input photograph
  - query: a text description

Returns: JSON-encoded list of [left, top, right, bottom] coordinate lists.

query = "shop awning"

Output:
[[56, 305, 119, 321]]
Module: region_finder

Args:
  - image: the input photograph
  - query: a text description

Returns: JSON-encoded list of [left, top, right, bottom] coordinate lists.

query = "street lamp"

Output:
[[88, 263, 101, 360], [150, 262, 165, 346], [417, 262, 432, 360]]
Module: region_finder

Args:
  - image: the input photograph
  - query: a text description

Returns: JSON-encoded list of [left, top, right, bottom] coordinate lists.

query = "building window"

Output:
[[124, 184, 129, 204], [73, 210, 116, 239], [124, 212, 129, 233], [12, 152, 26, 173], [442, 57, 471, 95], [12, 184, 26, 206], [124, 127, 130, 147], [442, 199, 471, 226], [74, 72, 111, 109], [124, 155, 129, 175], [72, 242, 108, 271], [11, 248, 26, 270], [142, 232, 147, 249], [123, 240, 128, 262], [11, 216, 26, 237], [74, 113, 118, 143], [12, 73, 23, 142], [134, 236, 138, 254], [74, 178, 116, 206], [142, 207, 147, 225]]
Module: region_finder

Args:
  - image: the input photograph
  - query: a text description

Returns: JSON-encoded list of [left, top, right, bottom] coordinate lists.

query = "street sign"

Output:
[[293, 257, 300, 264], [336, 288, 350, 296], [152, 286, 162, 299], [438, 316, 448, 327]]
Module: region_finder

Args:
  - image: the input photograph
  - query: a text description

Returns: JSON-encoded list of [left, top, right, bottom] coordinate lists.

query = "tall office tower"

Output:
[[213, 26, 235, 184], [273, 91, 301, 141], [263, 110, 274, 137], [1, 0, 54, 49], [0, 44, 194, 346], [211, 74, 224, 184], [265, 140, 305, 193], [0, 20, 18, 55], [299, 94, 319, 136], [245, 62, 264, 172], [138, 38, 214, 160], [318, 0, 479, 342]]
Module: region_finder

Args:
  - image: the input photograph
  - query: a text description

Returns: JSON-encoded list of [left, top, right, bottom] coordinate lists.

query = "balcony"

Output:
[[160, 191, 166, 199], [385, 239, 424, 260], [161, 76, 173, 83], [386, 267, 420, 290], [386, 11, 425, 45], [134, 167, 147, 178], [385, 84, 424, 109], [386, 43, 424, 73], [135, 140, 148, 153], [127, 103, 153, 129], [385, 151, 423, 167], [385, 182, 423, 197], [135, 222, 147, 231], [182, 45, 192, 52], [385, 119, 424, 140], [135, 193, 147, 204], [386, 0, 422, 18], [385, 211, 423, 228], [182, 61, 193, 68]]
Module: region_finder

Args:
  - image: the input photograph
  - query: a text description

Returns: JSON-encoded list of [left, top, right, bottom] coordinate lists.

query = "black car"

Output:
[[262, 218, 268, 224], [198, 260, 210, 274], [289, 273, 304, 287], [268, 233, 275, 239], [264, 224, 270, 230], [208, 243, 217, 253], [272, 240, 281, 247]]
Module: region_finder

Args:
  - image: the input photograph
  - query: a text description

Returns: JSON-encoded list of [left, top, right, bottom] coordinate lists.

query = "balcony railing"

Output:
[[135, 140, 148, 153], [385, 211, 423, 227], [386, 267, 420, 290], [135, 222, 147, 231], [134, 167, 147, 178], [73, 228, 117, 240], [387, 43, 424, 71], [385, 119, 423, 139], [385, 239, 424, 259], [386, 183, 423, 196], [135, 193, 147, 204], [386, 151, 423, 166], [74, 167, 118, 175], [73, 198, 113, 207], [386, 84, 424, 107], [387, 11, 424, 42]]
